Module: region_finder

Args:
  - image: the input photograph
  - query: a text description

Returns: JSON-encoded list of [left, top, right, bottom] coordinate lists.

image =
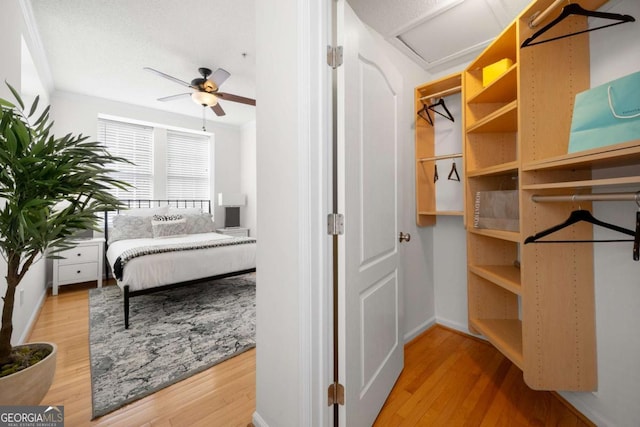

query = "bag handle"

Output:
[[608, 85, 640, 119]]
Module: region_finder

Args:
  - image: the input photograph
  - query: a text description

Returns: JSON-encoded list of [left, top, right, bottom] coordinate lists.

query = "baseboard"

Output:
[[555, 393, 605, 427], [18, 287, 48, 344], [434, 316, 473, 336], [403, 316, 436, 343], [252, 411, 268, 427]]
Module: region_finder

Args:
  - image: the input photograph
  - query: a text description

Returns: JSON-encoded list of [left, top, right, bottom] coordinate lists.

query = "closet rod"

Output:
[[528, 0, 565, 28], [418, 153, 462, 162], [531, 192, 640, 203], [418, 86, 461, 101]]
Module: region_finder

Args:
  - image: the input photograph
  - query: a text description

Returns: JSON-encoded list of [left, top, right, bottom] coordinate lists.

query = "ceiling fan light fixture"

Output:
[[191, 91, 218, 106]]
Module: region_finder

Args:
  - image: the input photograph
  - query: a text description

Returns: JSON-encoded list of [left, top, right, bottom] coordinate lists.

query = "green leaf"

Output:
[[27, 95, 40, 118], [5, 82, 24, 110]]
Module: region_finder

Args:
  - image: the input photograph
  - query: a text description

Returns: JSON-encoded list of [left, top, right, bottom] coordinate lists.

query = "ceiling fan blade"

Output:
[[216, 92, 256, 106], [157, 93, 191, 102], [211, 103, 226, 116], [211, 68, 231, 88], [144, 67, 194, 88]]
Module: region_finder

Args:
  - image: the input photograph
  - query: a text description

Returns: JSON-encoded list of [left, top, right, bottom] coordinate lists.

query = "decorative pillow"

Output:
[[121, 206, 169, 216], [168, 207, 203, 215], [183, 213, 216, 234], [109, 215, 154, 243], [151, 214, 187, 238]]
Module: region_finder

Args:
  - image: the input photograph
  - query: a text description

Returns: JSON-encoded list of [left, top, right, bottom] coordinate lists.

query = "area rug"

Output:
[[88, 273, 255, 419]]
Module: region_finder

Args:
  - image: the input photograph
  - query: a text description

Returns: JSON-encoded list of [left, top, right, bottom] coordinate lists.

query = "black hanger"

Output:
[[634, 211, 640, 261], [433, 164, 439, 183], [521, 3, 635, 48], [447, 162, 460, 181], [427, 98, 455, 123], [524, 209, 635, 244], [417, 103, 433, 126]]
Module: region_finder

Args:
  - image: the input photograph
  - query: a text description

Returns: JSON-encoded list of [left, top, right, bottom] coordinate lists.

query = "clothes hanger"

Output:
[[427, 98, 455, 123], [524, 208, 635, 244], [521, 2, 636, 48], [447, 162, 460, 181], [417, 103, 433, 126], [433, 164, 439, 183]]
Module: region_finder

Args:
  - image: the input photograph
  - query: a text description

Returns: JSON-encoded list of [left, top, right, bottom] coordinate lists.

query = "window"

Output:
[[98, 119, 154, 199], [166, 130, 211, 199]]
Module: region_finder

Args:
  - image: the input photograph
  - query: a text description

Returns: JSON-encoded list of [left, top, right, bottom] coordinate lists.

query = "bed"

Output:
[[103, 199, 256, 329]]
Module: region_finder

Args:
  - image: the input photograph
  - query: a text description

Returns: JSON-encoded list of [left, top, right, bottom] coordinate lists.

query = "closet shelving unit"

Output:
[[464, 0, 632, 391], [414, 73, 463, 226]]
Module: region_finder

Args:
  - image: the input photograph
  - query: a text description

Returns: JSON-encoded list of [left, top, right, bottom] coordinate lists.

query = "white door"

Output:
[[337, 2, 404, 425]]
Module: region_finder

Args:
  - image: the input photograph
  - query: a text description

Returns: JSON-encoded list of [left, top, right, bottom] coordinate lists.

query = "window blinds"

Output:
[[97, 119, 154, 199], [166, 130, 211, 199]]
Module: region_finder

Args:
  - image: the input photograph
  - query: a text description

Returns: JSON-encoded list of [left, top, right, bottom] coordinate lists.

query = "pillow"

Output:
[[152, 214, 187, 238], [121, 206, 169, 216], [168, 207, 203, 215], [109, 215, 153, 243], [183, 213, 216, 234]]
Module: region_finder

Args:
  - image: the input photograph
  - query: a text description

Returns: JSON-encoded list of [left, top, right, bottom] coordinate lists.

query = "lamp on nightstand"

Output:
[[218, 193, 246, 228]]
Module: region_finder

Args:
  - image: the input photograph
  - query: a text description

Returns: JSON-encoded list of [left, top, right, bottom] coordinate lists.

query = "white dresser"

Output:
[[217, 227, 250, 237], [52, 237, 105, 295]]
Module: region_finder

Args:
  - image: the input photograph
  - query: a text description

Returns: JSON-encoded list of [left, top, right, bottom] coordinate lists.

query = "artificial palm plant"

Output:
[[0, 83, 129, 370]]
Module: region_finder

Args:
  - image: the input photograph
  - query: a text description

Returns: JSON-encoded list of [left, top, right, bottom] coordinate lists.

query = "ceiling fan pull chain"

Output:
[[202, 107, 206, 132]]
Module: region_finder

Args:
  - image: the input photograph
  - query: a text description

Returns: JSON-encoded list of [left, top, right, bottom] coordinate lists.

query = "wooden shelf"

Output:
[[417, 73, 462, 100], [469, 228, 520, 242], [467, 64, 518, 104], [522, 176, 640, 191], [522, 139, 640, 172], [415, 72, 464, 227], [467, 101, 518, 134], [469, 318, 523, 369], [469, 265, 521, 295], [466, 161, 518, 177]]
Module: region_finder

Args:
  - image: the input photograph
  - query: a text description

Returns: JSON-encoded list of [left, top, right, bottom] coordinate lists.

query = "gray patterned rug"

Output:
[[88, 273, 255, 419]]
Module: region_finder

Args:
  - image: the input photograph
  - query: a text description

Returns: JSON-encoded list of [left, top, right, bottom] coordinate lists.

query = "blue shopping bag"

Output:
[[568, 70, 640, 153]]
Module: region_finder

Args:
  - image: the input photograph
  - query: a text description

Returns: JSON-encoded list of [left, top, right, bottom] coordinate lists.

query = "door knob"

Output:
[[399, 232, 411, 242]]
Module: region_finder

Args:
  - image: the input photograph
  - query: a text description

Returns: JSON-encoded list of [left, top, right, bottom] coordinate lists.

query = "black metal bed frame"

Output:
[[103, 199, 256, 329]]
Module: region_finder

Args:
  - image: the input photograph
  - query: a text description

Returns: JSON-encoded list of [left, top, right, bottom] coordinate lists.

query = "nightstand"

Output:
[[217, 227, 250, 237], [52, 237, 105, 295]]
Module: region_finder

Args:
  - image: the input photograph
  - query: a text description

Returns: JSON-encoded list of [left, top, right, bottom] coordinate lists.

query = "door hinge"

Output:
[[328, 382, 345, 406], [327, 213, 344, 235], [327, 45, 343, 69]]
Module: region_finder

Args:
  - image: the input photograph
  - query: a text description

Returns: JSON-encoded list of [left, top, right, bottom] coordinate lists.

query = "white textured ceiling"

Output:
[[348, 0, 531, 73], [29, 0, 256, 126], [28, 0, 532, 127]]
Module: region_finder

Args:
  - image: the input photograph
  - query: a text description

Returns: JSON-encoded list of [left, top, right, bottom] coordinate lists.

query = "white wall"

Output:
[[254, 1, 304, 425], [49, 91, 244, 226], [0, 0, 49, 346], [558, 1, 640, 425], [241, 121, 257, 237]]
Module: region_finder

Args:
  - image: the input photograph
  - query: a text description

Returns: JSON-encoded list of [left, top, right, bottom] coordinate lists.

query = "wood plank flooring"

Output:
[[28, 283, 592, 426], [28, 283, 255, 427], [374, 326, 594, 427]]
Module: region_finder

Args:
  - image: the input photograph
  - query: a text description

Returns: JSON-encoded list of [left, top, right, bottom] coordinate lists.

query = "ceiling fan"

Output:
[[144, 66, 256, 117]]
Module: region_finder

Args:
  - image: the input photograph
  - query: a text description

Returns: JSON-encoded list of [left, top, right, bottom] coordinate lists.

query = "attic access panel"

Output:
[[392, 0, 509, 72]]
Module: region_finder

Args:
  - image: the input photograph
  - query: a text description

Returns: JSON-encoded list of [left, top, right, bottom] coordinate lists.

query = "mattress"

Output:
[[106, 232, 256, 292]]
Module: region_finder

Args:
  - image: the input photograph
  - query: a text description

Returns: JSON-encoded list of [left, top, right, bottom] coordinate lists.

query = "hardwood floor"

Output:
[[28, 284, 592, 426], [374, 326, 594, 427], [28, 283, 255, 427]]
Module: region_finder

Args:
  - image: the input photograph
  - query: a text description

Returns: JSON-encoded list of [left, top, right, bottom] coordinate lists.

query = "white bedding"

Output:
[[106, 232, 256, 292]]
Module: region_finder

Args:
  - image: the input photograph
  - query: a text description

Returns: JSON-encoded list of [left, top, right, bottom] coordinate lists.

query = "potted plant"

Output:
[[0, 83, 129, 404]]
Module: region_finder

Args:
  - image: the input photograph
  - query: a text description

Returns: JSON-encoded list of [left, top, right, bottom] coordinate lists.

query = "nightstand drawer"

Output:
[[57, 262, 99, 283], [57, 245, 100, 266]]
